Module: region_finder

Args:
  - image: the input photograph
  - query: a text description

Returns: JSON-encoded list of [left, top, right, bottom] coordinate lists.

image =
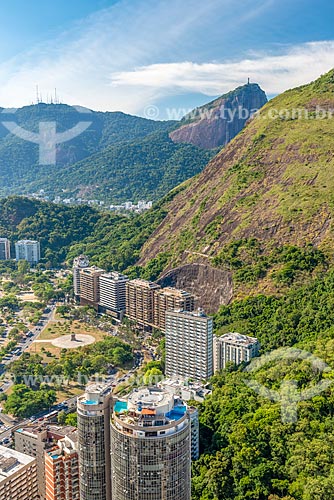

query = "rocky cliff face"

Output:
[[169, 83, 267, 149], [157, 263, 233, 314]]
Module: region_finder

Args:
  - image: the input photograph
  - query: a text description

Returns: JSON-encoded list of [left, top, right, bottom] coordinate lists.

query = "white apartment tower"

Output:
[[73, 255, 90, 298], [165, 309, 213, 382], [99, 272, 129, 320], [0, 238, 10, 260], [213, 332, 260, 371], [15, 240, 40, 265]]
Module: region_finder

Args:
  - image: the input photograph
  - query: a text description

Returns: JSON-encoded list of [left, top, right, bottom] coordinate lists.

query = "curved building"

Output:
[[77, 384, 112, 500], [110, 387, 191, 500]]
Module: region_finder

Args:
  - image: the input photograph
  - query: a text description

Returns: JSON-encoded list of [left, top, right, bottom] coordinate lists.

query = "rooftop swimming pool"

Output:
[[114, 401, 128, 413]]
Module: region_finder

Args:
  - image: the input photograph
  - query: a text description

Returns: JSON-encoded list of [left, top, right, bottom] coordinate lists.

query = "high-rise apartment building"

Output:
[[77, 384, 112, 500], [153, 287, 195, 331], [99, 272, 128, 320], [0, 238, 10, 260], [15, 424, 77, 499], [45, 432, 80, 500], [126, 279, 161, 329], [213, 333, 260, 371], [165, 310, 213, 381], [79, 266, 104, 309], [15, 240, 40, 265], [111, 387, 192, 500], [73, 255, 90, 298], [0, 445, 38, 500]]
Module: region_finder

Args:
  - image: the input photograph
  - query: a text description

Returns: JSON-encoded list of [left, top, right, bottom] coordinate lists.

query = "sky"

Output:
[[0, 0, 333, 118]]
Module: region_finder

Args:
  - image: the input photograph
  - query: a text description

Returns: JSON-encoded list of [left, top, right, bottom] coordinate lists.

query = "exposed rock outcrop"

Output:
[[170, 83, 267, 149]]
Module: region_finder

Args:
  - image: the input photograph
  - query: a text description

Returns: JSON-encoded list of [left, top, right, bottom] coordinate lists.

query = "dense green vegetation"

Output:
[[211, 238, 327, 289], [49, 131, 215, 203], [4, 384, 57, 418], [0, 192, 181, 272], [0, 103, 215, 203], [192, 269, 334, 500], [138, 70, 334, 273], [8, 336, 133, 384]]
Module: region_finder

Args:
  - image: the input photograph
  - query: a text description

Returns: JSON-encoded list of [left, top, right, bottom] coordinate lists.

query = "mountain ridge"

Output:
[[138, 69, 334, 310], [0, 83, 267, 203]]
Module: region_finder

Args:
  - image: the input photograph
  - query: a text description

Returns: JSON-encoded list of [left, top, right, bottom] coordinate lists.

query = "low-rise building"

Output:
[[0, 445, 38, 500], [213, 332, 260, 371], [158, 377, 212, 403]]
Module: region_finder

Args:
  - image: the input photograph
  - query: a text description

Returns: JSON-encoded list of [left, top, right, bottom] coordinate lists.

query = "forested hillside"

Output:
[[193, 269, 334, 500]]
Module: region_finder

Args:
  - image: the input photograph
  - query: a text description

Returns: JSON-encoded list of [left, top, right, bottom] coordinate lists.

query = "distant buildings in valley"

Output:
[[26, 191, 154, 213]]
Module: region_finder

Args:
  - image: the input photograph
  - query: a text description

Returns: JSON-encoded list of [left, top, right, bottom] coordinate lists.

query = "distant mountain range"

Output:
[[0, 83, 267, 203]]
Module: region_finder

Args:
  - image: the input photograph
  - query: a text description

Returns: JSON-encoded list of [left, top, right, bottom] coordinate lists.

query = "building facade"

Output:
[[165, 310, 213, 381], [0, 446, 38, 500], [213, 333, 260, 371], [14, 424, 77, 499], [0, 238, 10, 260], [111, 387, 192, 500], [153, 287, 195, 331], [73, 255, 90, 298], [77, 384, 112, 500], [99, 272, 128, 320], [126, 279, 161, 329], [15, 240, 40, 265], [45, 433, 80, 500], [79, 266, 104, 309]]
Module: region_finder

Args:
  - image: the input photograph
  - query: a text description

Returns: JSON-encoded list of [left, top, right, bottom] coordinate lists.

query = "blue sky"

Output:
[[0, 0, 333, 118]]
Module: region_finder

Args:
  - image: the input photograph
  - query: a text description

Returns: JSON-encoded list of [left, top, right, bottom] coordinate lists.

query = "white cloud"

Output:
[[0, 0, 332, 116], [111, 41, 334, 100], [0, 0, 228, 113]]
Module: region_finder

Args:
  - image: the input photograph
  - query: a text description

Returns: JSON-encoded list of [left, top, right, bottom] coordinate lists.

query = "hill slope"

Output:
[[139, 70, 334, 310]]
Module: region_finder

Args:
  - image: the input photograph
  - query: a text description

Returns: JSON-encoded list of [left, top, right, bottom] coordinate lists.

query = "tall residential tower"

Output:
[[77, 384, 112, 500], [165, 310, 213, 381], [15, 240, 40, 265], [73, 255, 90, 299], [0, 238, 10, 260], [111, 387, 192, 500]]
